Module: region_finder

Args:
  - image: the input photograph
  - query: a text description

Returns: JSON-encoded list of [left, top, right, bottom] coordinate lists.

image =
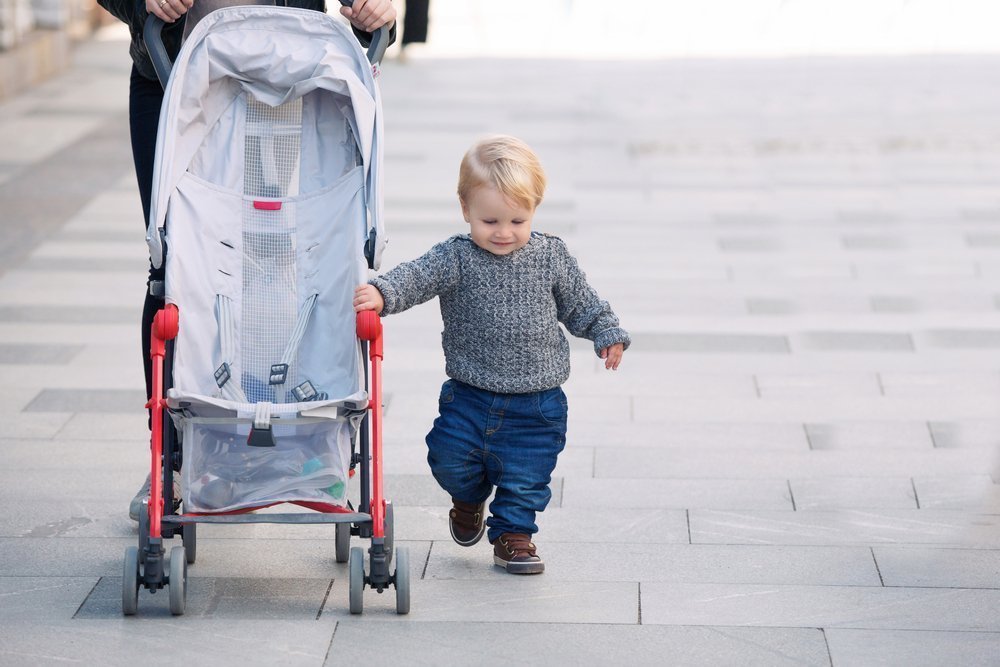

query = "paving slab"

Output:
[[328, 622, 831, 667], [788, 477, 918, 510], [0, 619, 338, 667], [425, 542, 880, 586], [593, 447, 995, 479], [77, 575, 335, 620], [0, 576, 97, 621], [824, 628, 1000, 667], [873, 546, 1000, 589], [690, 509, 1000, 547], [322, 579, 638, 624], [640, 582, 1000, 630], [561, 477, 793, 510], [912, 475, 1000, 510]]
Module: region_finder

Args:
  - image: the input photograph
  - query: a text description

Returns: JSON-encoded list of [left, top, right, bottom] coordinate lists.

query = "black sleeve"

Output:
[[95, 0, 138, 25]]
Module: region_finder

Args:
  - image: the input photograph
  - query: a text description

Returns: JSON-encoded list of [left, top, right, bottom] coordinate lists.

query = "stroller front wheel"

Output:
[[168, 546, 187, 615], [394, 546, 410, 615], [122, 546, 140, 616]]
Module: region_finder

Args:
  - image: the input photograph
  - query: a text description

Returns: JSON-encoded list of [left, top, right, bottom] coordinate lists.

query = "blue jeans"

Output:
[[425, 379, 568, 542]]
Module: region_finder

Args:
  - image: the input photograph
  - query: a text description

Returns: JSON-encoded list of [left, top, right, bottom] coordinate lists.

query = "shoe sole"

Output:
[[449, 522, 486, 547], [493, 555, 545, 574]]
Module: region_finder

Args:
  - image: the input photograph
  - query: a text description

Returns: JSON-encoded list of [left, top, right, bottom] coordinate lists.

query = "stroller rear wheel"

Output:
[[348, 546, 365, 614], [137, 503, 150, 554], [335, 523, 350, 563], [182, 522, 197, 564], [122, 546, 140, 616]]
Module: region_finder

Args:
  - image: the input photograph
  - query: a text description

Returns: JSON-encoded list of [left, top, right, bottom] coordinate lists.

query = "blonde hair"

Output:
[[457, 135, 546, 210]]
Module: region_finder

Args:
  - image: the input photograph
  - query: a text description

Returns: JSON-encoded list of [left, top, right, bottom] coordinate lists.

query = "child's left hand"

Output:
[[600, 343, 624, 370]]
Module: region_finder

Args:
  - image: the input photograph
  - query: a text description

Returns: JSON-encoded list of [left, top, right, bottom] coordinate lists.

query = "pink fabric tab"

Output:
[[253, 200, 282, 211]]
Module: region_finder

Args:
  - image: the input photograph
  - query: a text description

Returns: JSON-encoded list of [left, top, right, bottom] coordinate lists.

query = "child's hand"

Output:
[[353, 284, 385, 314], [600, 343, 624, 370]]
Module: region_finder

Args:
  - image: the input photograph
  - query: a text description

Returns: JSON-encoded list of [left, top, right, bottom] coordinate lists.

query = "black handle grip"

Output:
[[143, 14, 172, 89], [338, 0, 391, 65], [143, 2, 389, 89]]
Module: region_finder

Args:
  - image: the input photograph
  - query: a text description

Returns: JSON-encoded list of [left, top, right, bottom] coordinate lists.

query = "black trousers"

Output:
[[129, 66, 165, 407], [402, 0, 429, 45]]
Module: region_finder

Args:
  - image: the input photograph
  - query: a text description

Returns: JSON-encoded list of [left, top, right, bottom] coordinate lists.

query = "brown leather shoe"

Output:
[[449, 498, 485, 546], [493, 532, 544, 574]]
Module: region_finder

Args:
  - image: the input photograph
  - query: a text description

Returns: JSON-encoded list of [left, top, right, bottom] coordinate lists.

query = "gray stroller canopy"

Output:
[[146, 5, 385, 270]]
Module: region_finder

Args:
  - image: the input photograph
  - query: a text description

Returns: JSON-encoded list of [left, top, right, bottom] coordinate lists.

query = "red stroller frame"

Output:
[[121, 2, 406, 617]]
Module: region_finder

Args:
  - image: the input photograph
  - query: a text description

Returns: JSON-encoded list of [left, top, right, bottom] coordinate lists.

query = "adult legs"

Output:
[[129, 66, 165, 408], [128, 67, 165, 519]]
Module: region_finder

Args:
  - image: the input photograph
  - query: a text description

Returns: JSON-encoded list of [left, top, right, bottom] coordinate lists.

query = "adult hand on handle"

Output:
[[146, 0, 194, 24], [340, 0, 396, 33]]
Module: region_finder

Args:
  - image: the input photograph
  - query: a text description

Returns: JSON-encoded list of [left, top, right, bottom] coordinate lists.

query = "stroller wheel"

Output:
[[182, 522, 197, 564], [348, 546, 365, 614], [137, 503, 150, 554], [384, 500, 394, 565], [394, 546, 410, 615], [122, 546, 140, 616], [168, 546, 187, 615], [335, 522, 350, 563]]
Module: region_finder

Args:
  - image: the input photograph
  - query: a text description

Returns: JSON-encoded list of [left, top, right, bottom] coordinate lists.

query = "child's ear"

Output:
[[459, 198, 470, 223]]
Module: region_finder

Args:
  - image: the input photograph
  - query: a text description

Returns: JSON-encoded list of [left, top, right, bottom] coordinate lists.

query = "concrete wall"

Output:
[[0, 0, 103, 101]]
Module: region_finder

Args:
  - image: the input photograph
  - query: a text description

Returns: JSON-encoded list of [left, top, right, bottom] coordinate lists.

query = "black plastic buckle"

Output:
[[364, 229, 377, 269], [214, 363, 231, 387], [269, 363, 288, 385], [247, 424, 275, 447]]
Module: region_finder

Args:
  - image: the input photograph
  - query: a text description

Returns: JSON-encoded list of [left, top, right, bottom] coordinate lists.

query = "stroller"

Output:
[[122, 1, 407, 616]]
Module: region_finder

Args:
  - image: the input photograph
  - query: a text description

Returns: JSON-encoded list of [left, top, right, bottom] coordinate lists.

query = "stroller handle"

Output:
[[143, 2, 391, 89], [338, 0, 392, 66], [143, 15, 172, 89]]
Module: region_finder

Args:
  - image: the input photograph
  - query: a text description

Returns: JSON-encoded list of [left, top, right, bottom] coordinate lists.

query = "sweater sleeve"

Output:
[[370, 239, 461, 315], [552, 238, 631, 355]]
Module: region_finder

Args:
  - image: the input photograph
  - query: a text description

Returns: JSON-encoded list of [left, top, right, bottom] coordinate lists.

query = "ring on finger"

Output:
[[159, 0, 168, 6]]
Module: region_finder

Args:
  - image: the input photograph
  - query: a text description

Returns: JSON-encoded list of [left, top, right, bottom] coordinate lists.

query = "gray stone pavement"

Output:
[[2, 24, 1000, 667]]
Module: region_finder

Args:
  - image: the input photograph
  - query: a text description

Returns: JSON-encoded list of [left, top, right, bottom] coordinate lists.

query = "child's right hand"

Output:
[[353, 284, 385, 314]]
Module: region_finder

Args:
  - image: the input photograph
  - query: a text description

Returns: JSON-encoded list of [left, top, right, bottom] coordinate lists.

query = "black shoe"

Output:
[[449, 498, 486, 547]]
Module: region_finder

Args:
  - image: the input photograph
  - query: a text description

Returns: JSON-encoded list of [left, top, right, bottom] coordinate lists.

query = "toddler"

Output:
[[354, 135, 629, 574]]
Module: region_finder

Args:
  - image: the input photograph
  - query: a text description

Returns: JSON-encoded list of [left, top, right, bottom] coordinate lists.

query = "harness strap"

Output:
[[215, 294, 248, 403], [269, 293, 319, 398]]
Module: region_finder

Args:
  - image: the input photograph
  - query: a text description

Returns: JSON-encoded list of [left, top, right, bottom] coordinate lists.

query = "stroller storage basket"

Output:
[[181, 416, 352, 513]]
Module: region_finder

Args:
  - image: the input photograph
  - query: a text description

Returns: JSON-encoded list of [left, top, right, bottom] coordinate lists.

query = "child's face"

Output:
[[461, 184, 535, 256]]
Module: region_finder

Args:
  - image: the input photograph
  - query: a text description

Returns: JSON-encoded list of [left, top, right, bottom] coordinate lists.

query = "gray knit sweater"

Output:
[[371, 232, 630, 393]]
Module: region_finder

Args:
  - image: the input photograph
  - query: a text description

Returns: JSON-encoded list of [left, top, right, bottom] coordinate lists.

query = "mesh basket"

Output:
[[181, 417, 352, 513]]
